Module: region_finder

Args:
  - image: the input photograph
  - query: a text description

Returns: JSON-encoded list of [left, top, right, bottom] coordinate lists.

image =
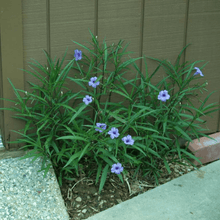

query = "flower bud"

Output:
[[25, 91, 27, 95], [61, 91, 63, 96]]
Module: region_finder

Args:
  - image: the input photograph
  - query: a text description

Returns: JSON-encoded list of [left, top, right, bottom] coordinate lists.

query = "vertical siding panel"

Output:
[[139, 0, 145, 72], [22, 0, 47, 140], [1, 0, 24, 149], [0, 4, 3, 146], [50, 0, 94, 61], [142, 0, 187, 128], [98, 0, 142, 106], [46, 0, 51, 61], [98, 0, 141, 58], [94, 0, 98, 38], [142, 1, 187, 85], [185, 0, 220, 133], [49, 1, 95, 118]]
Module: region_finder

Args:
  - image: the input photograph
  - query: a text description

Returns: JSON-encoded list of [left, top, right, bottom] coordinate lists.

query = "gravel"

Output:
[[0, 153, 70, 220]]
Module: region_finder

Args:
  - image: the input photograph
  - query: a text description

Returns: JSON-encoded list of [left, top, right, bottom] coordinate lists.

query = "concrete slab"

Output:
[[86, 160, 220, 220]]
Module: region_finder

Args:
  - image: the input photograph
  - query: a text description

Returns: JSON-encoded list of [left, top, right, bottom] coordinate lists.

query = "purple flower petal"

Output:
[[83, 95, 92, 105], [194, 67, 204, 77], [111, 163, 123, 174], [95, 123, 107, 133], [108, 127, 119, 139], [88, 77, 100, 88], [74, 49, 82, 61], [158, 90, 170, 102]]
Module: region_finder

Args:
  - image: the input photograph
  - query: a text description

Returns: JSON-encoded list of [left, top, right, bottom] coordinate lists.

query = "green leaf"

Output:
[[174, 44, 191, 68], [68, 105, 87, 124], [107, 111, 127, 124], [96, 162, 103, 185], [180, 149, 202, 165], [98, 154, 113, 165], [56, 135, 89, 142], [173, 126, 191, 141], [63, 151, 83, 168], [124, 153, 142, 165], [99, 164, 109, 194], [181, 104, 205, 117], [199, 90, 216, 111], [17, 149, 44, 161], [146, 147, 162, 159], [66, 77, 87, 89], [110, 89, 132, 101], [131, 144, 147, 156], [78, 143, 90, 161], [118, 57, 142, 70], [153, 139, 170, 149], [72, 40, 98, 57], [135, 126, 159, 134], [163, 158, 171, 174], [40, 163, 53, 178], [104, 42, 108, 71]]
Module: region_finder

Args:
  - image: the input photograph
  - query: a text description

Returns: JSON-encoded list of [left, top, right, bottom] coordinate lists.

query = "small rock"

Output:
[[116, 199, 122, 204], [82, 209, 87, 213], [76, 197, 82, 202], [99, 200, 104, 208]]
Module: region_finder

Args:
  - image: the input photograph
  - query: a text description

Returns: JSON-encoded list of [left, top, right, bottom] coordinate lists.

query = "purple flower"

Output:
[[122, 135, 134, 145], [83, 95, 93, 105], [108, 127, 119, 139], [111, 163, 123, 174], [158, 90, 170, 102], [74, 49, 82, 61], [88, 77, 100, 88], [95, 123, 107, 133], [193, 67, 204, 77]]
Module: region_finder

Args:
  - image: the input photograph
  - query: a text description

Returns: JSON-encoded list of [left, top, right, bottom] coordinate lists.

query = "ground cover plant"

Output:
[[1, 30, 220, 219]]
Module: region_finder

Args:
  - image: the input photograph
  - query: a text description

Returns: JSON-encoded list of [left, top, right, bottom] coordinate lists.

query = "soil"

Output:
[[53, 149, 215, 220]]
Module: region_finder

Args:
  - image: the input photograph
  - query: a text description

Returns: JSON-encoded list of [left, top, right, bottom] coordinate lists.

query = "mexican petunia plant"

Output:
[[1, 30, 220, 194]]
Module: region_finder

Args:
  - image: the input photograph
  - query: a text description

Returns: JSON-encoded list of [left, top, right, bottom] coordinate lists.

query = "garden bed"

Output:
[[56, 148, 209, 220]]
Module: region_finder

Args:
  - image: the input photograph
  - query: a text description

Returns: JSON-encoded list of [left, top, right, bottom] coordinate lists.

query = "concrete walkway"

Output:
[[87, 159, 220, 220]]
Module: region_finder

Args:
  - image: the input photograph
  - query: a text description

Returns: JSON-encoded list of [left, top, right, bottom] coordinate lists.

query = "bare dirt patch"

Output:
[[55, 151, 212, 220]]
